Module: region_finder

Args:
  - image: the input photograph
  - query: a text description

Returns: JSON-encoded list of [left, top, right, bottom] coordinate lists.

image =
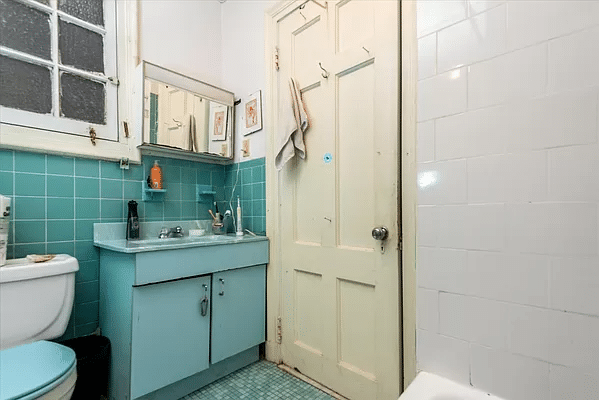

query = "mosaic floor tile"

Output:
[[179, 360, 335, 400]]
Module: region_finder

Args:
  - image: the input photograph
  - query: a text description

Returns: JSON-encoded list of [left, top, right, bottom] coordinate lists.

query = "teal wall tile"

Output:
[[15, 173, 45, 196], [14, 243, 45, 258], [75, 322, 98, 337], [5, 245, 14, 259], [242, 168, 252, 185], [48, 175, 74, 197], [123, 164, 143, 181], [164, 201, 182, 220], [75, 301, 99, 325], [47, 155, 74, 176], [162, 165, 181, 184], [181, 201, 196, 219], [75, 158, 99, 177], [75, 219, 96, 240], [197, 170, 211, 185], [242, 185, 251, 200], [100, 160, 122, 179], [252, 200, 262, 217], [75, 241, 99, 262], [212, 169, 225, 186], [76, 260, 99, 283], [47, 220, 74, 241], [0, 150, 14, 171], [143, 202, 163, 221], [47, 241, 75, 256], [164, 183, 181, 201], [15, 151, 45, 174], [101, 179, 123, 199], [124, 181, 141, 200], [14, 197, 45, 220], [47, 197, 74, 219], [14, 221, 45, 243], [75, 177, 99, 198], [76, 199, 99, 219], [181, 184, 196, 201], [181, 167, 196, 184], [101, 199, 123, 220], [75, 281, 99, 304], [0, 172, 13, 195]]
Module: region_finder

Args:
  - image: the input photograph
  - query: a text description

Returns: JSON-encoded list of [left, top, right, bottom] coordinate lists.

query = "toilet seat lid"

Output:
[[0, 341, 76, 400]]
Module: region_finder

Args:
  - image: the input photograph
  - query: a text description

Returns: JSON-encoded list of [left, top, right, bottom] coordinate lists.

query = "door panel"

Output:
[[294, 83, 329, 245], [337, 0, 375, 53], [293, 269, 324, 355], [337, 60, 376, 249], [337, 278, 376, 379], [276, 1, 400, 399], [130, 275, 211, 399]]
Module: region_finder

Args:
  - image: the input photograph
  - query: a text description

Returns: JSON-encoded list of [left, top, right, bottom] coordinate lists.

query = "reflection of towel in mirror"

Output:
[[188, 114, 198, 152], [275, 77, 309, 170], [167, 114, 197, 151]]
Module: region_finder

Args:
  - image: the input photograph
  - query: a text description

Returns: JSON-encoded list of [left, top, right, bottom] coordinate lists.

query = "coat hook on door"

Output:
[[362, 46, 370, 55], [319, 62, 329, 79]]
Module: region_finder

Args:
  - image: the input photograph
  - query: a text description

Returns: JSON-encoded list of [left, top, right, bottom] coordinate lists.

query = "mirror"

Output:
[[137, 61, 234, 163]]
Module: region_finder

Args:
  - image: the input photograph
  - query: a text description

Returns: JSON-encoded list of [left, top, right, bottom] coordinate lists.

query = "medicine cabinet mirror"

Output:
[[136, 61, 235, 164]]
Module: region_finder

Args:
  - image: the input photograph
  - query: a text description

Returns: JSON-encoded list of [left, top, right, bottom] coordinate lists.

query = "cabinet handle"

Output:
[[219, 278, 225, 296], [200, 284, 209, 317]]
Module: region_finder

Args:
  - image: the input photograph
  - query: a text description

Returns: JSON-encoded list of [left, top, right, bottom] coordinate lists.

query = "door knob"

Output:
[[372, 226, 389, 241]]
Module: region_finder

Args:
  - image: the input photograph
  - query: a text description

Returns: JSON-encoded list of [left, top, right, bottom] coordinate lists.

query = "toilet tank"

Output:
[[0, 255, 79, 350]]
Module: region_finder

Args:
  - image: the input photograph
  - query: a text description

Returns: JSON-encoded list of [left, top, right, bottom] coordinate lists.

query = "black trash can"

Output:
[[61, 335, 111, 400]]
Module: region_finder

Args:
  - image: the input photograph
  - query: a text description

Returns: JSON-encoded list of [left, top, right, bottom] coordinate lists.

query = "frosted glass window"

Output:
[[0, 0, 117, 142], [0, 0, 51, 60], [0, 56, 52, 114], [58, 0, 103, 27], [60, 73, 105, 125], [59, 20, 104, 73]]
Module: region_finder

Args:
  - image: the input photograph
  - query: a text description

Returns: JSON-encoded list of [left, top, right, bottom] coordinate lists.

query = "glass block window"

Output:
[[0, 0, 117, 141]]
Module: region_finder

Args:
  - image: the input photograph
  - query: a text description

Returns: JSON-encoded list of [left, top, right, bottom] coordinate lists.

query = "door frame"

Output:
[[263, 0, 418, 391]]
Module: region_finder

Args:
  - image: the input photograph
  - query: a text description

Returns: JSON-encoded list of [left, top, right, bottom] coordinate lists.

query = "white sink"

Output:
[[127, 235, 236, 247]]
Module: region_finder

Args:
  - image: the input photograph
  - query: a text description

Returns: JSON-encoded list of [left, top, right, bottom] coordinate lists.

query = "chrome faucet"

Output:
[[158, 226, 184, 238]]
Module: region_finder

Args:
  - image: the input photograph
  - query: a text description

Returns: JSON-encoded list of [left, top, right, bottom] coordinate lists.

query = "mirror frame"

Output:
[[135, 61, 235, 164]]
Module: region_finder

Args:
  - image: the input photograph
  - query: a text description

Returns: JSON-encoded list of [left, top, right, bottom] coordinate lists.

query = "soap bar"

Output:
[[189, 229, 206, 236]]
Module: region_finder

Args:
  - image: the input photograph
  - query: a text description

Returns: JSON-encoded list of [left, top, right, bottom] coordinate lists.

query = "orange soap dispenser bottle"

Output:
[[150, 160, 163, 189]]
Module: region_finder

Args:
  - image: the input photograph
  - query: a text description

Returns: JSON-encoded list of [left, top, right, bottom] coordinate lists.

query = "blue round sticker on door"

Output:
[[323, 153, 332, 163]]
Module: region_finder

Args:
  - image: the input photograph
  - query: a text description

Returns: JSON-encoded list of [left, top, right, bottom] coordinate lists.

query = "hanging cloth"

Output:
[[275, 77, 309, 170]]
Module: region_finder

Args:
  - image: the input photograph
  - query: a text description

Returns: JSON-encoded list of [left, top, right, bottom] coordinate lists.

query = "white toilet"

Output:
[[0, 255, 79, 400]]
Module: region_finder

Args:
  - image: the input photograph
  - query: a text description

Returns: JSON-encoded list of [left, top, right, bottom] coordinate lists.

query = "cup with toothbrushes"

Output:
[[209, 209, 224, 235]]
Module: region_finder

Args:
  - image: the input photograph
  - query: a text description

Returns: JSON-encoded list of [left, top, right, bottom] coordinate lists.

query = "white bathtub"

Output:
[[399, 372, 505, 400]]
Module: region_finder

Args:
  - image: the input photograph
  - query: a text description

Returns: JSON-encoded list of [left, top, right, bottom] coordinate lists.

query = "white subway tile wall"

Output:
[[416, 2, 599, 399]]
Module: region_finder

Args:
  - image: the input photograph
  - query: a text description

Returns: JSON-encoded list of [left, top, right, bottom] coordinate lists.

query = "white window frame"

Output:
[[0, 0, 141, 163]]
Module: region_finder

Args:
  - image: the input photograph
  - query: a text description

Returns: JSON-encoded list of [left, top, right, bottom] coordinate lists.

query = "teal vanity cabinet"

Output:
[[130, 275, 211, 399], [212, 266, 266, 364], [97, 237, 268, 400]]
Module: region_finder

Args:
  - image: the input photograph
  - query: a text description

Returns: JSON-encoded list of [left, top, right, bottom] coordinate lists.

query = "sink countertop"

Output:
[[94, 234, 269, 254]]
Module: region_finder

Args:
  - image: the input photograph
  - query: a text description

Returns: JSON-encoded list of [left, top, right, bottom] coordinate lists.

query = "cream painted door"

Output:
[[275, 1, 400, 399]]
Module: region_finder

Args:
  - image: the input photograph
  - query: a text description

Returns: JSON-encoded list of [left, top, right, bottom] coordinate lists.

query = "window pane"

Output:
[[60, 72, 105, 125], [0, 0, 51, 60], [59, 20, 104, 73], [0, 56, 52, 114], [58, 0, 103, 27]]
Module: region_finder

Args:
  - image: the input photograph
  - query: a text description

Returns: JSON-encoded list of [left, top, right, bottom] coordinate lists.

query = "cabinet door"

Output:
[[130, 275, 211, 399], [211, 265, 266, 364]]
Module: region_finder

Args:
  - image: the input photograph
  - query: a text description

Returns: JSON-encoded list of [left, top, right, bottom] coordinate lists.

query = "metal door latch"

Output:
[[200, 284, 209, 316]]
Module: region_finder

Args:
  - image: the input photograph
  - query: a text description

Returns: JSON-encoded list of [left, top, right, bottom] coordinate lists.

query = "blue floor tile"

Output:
[[179, 361, 335, 400]]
